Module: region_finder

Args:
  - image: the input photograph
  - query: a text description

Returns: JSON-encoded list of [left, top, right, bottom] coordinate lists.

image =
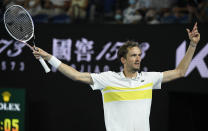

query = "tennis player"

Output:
[[33, 23, 200, 131]]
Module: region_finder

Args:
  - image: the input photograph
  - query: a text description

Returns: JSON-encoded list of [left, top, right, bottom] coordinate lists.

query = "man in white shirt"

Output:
[[33, 23, 200, 131]]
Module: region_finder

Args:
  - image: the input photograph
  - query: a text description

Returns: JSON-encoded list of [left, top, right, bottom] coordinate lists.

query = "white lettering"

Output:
[[7, 41, 25, 57], [74, 38, 94, 62], [0, 103, 21, 111], [94, 65, 100, 73], [53, 38, 72, 61]]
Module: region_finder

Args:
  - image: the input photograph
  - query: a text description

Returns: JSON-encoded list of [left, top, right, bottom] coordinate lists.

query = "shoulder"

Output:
[[140, 71, 163, 78], [90, 71, 120, 84], [91, 71, 117, 77]]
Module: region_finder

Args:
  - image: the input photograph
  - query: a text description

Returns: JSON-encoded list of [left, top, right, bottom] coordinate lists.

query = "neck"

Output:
[[123, 69, 138, 78]]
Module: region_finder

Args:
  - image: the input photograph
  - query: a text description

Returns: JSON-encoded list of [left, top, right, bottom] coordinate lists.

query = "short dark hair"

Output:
[[117, 41, 140, 60]]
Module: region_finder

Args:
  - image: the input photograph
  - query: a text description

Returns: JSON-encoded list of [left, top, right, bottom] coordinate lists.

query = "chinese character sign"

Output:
[[53, 38, 72, 61], [74, 38, 94, 62]]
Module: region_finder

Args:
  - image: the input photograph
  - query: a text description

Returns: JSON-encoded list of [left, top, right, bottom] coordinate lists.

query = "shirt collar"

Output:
[[120, 70, 140, 80]]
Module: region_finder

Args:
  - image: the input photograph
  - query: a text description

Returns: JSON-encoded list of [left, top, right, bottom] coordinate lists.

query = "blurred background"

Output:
[[1, 0, 208, 24], [0, 0, 208, 131]]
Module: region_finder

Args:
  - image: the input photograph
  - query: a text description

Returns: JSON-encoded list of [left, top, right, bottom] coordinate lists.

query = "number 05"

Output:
[[12, 119, 19, 131]]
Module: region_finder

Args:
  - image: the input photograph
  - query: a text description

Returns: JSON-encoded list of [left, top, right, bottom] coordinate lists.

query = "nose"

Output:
[[136, 55, 141, 61]]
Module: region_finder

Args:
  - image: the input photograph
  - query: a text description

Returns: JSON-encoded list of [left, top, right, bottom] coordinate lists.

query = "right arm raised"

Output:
[[33, 47, 94, 85]]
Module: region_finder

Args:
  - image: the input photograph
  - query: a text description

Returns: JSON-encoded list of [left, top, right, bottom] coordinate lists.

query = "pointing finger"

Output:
[[193, 22, 197, 31]]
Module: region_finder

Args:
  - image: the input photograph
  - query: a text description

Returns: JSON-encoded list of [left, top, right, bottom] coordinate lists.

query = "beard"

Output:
[[125, 63, 141, 73], [132, 67, 140, 72], [131, 64, 140, 72]]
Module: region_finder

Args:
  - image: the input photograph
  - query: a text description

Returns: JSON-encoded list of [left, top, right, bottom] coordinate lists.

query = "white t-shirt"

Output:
[[90, 71, 163, 131]]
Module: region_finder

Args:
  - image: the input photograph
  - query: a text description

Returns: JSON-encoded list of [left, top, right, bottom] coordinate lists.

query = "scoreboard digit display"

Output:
[[0, 88, 25, 131]]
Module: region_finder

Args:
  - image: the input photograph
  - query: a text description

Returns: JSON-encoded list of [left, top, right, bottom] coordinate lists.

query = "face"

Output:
[[121, 46, 142, 72]]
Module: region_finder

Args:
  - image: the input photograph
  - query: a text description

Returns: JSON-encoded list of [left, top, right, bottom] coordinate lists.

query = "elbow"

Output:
[[178, 69, 186, 78], [180, 72, 186, 78], [175, 67, 186, 78]]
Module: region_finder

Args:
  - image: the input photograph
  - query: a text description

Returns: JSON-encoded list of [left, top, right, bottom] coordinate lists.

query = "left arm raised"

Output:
[[162, 22, 200, 83]]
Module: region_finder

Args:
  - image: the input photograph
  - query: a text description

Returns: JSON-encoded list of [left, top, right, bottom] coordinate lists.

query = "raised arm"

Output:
[[33, 48, 94, 85], [162, 22, 200, 83]]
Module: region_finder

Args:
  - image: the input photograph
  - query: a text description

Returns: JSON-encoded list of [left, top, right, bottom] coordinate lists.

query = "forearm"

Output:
[[57, 63, 80, 81], [176, 41, 197, 76], [162, 42, 196, 83], [33, 48, 92, 84], [163, 22, 200, 82], [47, 56, 79, 81], [47, 56, 92, 84]]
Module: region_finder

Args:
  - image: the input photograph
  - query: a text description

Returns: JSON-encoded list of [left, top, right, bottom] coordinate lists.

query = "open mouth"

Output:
[[135, 63, 140, 66]]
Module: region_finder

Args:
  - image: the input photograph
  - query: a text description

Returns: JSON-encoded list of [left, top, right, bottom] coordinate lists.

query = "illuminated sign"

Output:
[[1, 37, 207, 79], [0, 88, 25, 131], [0, 39, 25, 71], [51, 38, 150, 72], [0, 38, 150, 73], [0, 24, 207, 94]]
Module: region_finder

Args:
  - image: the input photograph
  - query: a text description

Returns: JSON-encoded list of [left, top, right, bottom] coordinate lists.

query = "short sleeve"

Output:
[[146, 72, 163, 89], [90, 71, 111, 90]]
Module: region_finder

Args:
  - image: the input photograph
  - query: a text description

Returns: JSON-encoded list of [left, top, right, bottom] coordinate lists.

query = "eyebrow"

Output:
[[130, 53, 142, 56]]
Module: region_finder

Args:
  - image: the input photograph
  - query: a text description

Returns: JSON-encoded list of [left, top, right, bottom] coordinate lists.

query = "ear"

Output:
[[121, 57, 126, 64]]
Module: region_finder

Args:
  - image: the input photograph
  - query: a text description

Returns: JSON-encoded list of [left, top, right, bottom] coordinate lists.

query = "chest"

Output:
[[105, 76, 151, 89]]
